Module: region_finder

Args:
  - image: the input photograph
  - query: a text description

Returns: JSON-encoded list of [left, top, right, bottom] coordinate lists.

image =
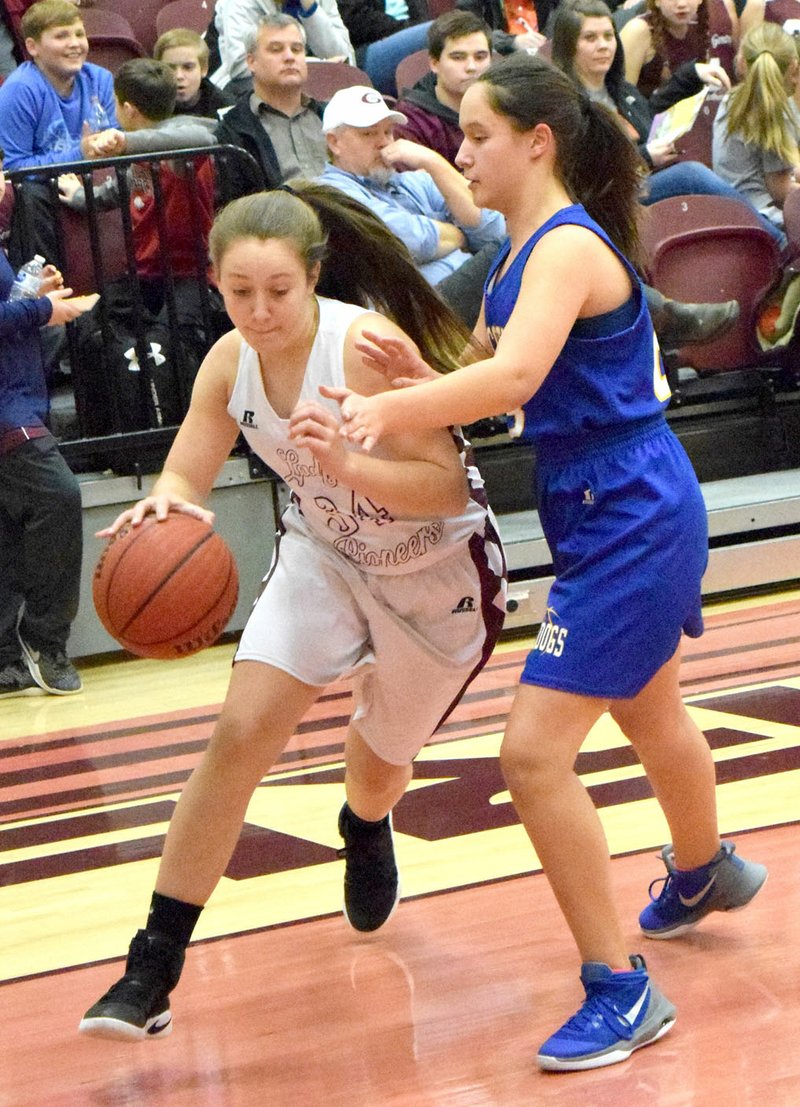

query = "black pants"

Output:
[[0, 436, 82, 663], [8, 180, 62, 271]]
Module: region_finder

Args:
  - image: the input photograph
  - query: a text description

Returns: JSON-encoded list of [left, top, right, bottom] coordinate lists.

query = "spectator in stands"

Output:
[[318, 84, 505, 326], [337, 0, 432, 96], [712, 22, 800, 244], [0, 0, 116, 172], [394, 10, 492, 165], [551, 0, 751, 206], [0, 0, 118, 268], [740, 0, 800, 40], [215, 15, 328, 199], [318, 80, 739, 343], [1, 0, 91, 69], [154, 28, 235, 120], [211, 0, 354, 98], [58, 59, 217, 321], [620, 0, 738, 97], [455, 0, 547, 55], [0, 144, 96, 699]]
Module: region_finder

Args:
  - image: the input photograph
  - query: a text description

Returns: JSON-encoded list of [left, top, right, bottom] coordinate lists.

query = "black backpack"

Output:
[[70, 277, 225, 471]]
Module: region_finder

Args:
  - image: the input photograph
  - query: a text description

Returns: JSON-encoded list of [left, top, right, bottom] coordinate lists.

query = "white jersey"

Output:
[[227, 296, 491, 575]]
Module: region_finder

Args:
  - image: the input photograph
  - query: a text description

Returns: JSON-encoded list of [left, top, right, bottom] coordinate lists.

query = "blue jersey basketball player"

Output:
[[330, 54, 768, 1073]]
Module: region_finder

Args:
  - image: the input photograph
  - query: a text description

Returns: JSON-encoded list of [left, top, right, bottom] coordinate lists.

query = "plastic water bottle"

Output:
[[88, 95, 110, 133], [8, 254, 46, 301]]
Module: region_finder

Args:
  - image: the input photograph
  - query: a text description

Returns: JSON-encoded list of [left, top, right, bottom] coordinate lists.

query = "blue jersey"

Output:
[[484, 204, 707, 699], [484, 203, 670, 452]]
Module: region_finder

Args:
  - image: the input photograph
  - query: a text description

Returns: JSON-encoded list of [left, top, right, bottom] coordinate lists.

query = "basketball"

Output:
[[93, 513, 239, 659]]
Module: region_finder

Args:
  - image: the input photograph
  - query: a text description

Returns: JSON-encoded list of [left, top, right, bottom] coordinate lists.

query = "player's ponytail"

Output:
[[569, 93, 645, 267], [210, 184, 479, 374], [477, 54, 644, 267]]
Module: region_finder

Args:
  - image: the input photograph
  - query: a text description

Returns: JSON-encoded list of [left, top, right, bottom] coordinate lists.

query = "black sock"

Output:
[[344, 804, 389, 830], [146, 891, 203, 948]]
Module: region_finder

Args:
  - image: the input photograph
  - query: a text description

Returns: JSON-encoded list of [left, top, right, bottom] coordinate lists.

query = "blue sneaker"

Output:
[[640, 841, 768, 940], [537, 956, 676, 1071]]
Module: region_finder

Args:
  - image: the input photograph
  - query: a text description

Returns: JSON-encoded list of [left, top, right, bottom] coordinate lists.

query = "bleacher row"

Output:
[[4, 0, 800, 486], [2, 0, 457, 71]]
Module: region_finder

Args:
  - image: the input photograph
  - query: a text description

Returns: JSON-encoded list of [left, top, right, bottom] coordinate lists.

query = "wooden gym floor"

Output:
[[1, 590, 799, 1106]]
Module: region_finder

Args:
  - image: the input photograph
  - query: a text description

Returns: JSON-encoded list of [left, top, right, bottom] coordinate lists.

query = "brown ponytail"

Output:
[[210, 184, 479, 374], [477, 54, 645, 266]]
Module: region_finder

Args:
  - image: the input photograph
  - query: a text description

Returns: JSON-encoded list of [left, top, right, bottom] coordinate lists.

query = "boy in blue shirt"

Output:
[[0, 0, 119, 268]]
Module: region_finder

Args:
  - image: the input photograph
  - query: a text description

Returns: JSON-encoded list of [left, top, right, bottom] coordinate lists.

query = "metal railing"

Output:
[[8, 144, 264, 477]]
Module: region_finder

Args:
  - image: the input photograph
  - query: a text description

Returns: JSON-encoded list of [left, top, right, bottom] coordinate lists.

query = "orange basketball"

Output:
[[93, 513, 239, 659]]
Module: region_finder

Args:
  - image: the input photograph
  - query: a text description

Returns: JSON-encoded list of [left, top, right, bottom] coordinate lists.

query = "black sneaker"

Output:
[[78, 930, 185, 1041], [338, 803, 400, 932], [19, 637, 82, 695], [0, 658, 42, 698]]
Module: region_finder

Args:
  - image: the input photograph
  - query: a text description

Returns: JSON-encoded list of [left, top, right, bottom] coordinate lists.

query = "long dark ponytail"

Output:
[[210, 183, 479, 373], [477, 53, 645, 266]]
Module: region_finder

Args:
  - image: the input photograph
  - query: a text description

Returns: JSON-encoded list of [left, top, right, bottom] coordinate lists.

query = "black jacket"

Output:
[[612, 63, 705, 167], [174, 78, 235, 121], [214, 96, 325, 202], [338, 0, 428, 50]]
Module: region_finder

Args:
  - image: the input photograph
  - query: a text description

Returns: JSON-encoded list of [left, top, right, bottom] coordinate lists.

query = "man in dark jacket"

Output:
[[215, 13, 326, 200], [394, 10, 492, 166]]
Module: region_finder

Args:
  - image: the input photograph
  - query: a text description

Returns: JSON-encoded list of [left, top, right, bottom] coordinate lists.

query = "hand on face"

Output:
[[380, 138, 433, 171]]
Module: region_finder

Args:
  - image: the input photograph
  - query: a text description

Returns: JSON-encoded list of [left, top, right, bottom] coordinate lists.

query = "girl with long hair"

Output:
[[328, 53, 767, 1072], [620, 0, 738, 97], [77, 183, 507, 1041], [712, 21, 800, 239], [551, 0, 748, 206]]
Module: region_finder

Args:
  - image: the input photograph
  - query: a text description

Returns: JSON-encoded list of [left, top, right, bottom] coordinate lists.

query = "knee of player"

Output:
[[499, 736, 552, 793], [205, 713, 276, 768]]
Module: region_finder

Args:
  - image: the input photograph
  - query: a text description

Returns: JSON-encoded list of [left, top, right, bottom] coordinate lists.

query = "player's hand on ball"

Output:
[[96, 494, 215, 538]]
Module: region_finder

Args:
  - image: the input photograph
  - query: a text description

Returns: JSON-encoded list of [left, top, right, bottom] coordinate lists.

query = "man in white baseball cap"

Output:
[[318, 84, 504, 326]]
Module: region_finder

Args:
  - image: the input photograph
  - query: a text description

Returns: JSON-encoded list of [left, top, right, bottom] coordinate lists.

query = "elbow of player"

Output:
[[504, 368, 535, 412]]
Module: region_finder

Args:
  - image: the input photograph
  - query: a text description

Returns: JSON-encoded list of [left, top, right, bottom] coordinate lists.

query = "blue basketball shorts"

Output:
[[521, 417, 708, 699]]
